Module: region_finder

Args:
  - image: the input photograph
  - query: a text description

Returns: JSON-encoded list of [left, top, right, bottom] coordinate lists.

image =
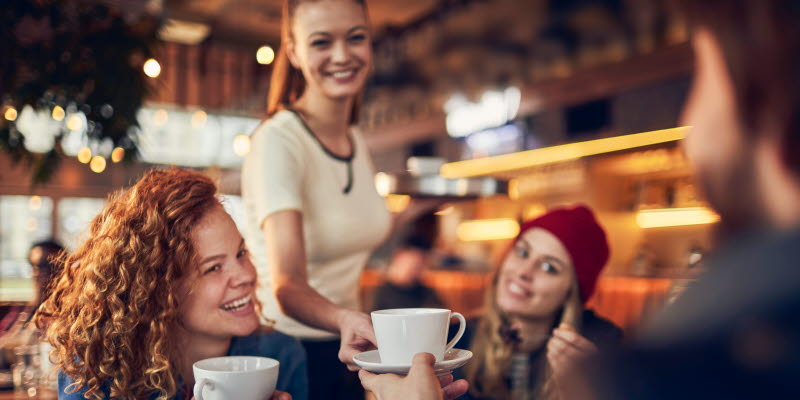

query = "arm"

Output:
[[263, 210, 376, 369]]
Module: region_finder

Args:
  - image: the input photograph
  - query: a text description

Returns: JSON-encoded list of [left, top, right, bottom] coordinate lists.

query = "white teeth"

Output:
[[509, 282, 528, 296], [221, 295, 251, 311], [331, 70, 354, 79]]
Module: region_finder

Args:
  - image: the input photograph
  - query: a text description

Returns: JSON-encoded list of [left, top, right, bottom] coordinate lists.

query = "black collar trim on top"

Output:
[[288, 108, 355, 162], [288, 108, 355, 194]]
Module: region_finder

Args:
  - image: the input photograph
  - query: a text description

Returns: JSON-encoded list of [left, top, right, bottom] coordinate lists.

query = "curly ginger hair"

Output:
[[35, 168, 263, 399]]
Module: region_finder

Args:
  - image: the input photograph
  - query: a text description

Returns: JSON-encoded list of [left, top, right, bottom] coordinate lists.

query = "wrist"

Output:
[[334, 308, 353, 333]]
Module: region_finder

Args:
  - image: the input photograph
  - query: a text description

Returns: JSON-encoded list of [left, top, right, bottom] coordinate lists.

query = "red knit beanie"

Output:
[[515, 205, 609, 303]]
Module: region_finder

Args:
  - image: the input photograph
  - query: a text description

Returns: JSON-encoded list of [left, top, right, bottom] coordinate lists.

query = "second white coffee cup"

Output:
[[193, 356, 279, 400], [371, 308, 467, 365]]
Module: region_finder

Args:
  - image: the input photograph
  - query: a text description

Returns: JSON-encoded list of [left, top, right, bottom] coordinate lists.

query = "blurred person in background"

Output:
[[35, 169, 303, 400], [0, 240, 63, 339], [241, 0, 435, 398], [0, 240, 64, 368], [451, 206, 621, 400], [372, 213, 444, 311], [356, 0, 800, 397]]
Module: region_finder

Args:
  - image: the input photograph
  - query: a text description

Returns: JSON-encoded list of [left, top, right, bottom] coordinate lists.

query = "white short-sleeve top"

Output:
[[241, 110, 391, 339]]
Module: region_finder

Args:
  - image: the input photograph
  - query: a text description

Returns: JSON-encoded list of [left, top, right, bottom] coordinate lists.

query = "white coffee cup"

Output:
[[193, 356, 279, 400], [371, 308, 467, 365]]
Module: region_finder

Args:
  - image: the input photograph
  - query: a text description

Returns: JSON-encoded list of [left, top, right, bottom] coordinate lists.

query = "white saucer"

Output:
[[353, 349, 473, 376]]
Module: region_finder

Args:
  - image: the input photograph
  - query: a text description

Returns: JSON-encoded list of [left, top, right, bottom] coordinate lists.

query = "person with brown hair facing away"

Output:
[[454, 206, 621, 400], [35, 169, 306, 400]]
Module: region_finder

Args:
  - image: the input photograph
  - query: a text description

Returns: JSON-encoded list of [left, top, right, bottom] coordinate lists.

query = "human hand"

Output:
[[269, 390, 291, 400], [546, 323, 597, 380], [359, 353, 469, 400], [337, 310, 377, 371]]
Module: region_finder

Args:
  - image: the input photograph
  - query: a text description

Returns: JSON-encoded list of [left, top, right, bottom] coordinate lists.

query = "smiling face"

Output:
[[496, 228, 575, 320], [287, 0, 371, 101], [178, 206, 259, 341]]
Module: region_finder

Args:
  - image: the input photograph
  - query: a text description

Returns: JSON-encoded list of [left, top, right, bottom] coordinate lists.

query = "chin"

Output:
[[230, 319, 259, 337], [322, 88, 363, 101], [497, 296, 525, 316]]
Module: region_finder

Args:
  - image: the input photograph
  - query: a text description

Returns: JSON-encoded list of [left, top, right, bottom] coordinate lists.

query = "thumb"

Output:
[[358, 369, 381, 393], [408, 352, 437, 377]]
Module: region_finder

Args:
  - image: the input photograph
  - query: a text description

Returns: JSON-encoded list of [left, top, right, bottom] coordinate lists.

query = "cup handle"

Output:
[[445, 312, 466, 353], [194, 378, 214, 400]]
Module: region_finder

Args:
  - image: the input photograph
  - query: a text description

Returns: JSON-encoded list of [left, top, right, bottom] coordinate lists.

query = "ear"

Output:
[[286, 39, 300, 69]]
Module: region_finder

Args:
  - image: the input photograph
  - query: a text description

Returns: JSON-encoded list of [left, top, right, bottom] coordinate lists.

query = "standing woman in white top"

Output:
[[242, 0, 393, 398]]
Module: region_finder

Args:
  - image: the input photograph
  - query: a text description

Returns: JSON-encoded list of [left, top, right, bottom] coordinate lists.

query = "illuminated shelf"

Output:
[[636, 207, 720, 228], [440, 127, 688, 179]]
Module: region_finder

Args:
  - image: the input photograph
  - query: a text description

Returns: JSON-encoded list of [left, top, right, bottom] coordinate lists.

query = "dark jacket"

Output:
[[596, 228, 800, 399], [453, 309, 622, 399]]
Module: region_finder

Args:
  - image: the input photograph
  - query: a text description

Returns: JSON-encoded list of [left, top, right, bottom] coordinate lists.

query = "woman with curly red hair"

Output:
[[35, 169, 307, 400]]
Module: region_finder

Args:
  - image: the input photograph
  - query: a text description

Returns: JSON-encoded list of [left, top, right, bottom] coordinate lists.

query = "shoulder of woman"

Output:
[[582, 309, 624, 346], [251, 111, 306, 143], [58, 371, 111, 400]]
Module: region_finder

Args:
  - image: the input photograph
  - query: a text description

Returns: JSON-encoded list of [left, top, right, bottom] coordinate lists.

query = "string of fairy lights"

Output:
[[2, 43, 275, 174]]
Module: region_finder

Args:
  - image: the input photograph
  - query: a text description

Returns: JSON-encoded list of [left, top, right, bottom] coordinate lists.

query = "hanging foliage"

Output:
[[0, 0, 161, 183]]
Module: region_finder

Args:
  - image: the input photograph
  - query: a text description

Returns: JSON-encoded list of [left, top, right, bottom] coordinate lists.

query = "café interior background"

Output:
[[1, 0, 707, 331]]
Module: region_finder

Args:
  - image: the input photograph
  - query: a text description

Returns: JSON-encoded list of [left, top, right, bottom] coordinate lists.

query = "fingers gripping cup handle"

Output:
[[445, 312, 466, 353], [194, 378, 214, 400]]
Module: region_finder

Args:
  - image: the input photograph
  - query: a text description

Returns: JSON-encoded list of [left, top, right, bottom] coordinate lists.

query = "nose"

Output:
[[331, 40, 349, 64], [518, 267, 534, 282], [230, 258, 257, 288]]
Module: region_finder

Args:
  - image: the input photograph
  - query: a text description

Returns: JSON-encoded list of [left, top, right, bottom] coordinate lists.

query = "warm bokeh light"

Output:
[[374, 172, 393, 197], [4, 106, 17, 121], [52, 105, 65, 121], [66, 114, 83, 131], [90, 155, 107, 173], [522, 203, 547, 220], [257, 46, 275, 65], [191, 110, 207, 128], [154, 109, 169, 126], [435, 205, 454, 216], [441, 127, 688, 178], [457, 218, 520, 241], [28, 196, 42, 211], [636, 207, 720, 228], [111, 147, 125, 163], [77, 147, 92, 164], [143, 58, 161, 78], [508, 178, 520, 200], [385, 194, 411, 213], [232, 134, 251, 156]]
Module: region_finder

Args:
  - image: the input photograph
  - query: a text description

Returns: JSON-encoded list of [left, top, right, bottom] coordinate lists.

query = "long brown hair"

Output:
[[35, 169, 265, 400], [464, 251, 583, 400], [267, 0, 368, 124]]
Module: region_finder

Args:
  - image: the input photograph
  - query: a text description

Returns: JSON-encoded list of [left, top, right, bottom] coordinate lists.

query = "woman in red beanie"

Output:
[[455, 205, 622, 400]]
